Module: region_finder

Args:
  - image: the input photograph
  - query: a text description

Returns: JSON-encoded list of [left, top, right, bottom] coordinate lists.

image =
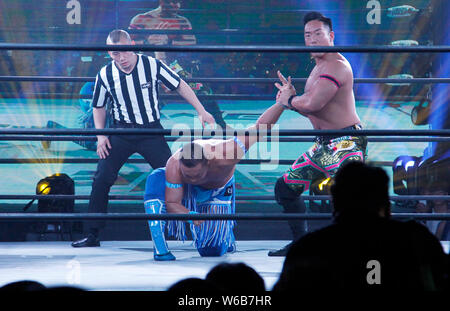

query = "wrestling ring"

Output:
[[0, 42, 449, 291]]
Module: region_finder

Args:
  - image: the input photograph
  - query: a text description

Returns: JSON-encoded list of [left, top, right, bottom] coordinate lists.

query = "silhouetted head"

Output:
[[167, 277, 219, 293], [331, 161, 391, 223], [0, 280, 46, 292], [205, 262, 266, 292]]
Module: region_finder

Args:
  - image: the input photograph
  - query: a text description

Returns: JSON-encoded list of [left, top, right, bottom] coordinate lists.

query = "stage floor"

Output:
[[0, 240, 288, 291], [1, 240, 448, 291]]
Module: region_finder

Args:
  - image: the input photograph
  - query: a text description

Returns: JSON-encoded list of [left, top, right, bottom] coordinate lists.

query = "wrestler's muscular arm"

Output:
[[212, 102, 285, 165], [165, 156, 204, 226], [277, 62, 349, 114], [165, 156, 187, 214], [243, 102, 285, 150]]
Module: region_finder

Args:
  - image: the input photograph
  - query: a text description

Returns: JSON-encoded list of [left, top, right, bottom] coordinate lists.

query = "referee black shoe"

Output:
[[71, 234, 100, 248]]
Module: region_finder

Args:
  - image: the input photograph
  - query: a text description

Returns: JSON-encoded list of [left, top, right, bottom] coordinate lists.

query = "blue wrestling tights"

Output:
[[190, 204, 236, 257], [144, 199, 176, 261], [196, 230, 236, 257]]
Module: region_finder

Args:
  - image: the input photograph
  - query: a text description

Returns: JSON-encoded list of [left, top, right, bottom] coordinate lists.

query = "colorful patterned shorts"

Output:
[[283, 135, 368, 194]]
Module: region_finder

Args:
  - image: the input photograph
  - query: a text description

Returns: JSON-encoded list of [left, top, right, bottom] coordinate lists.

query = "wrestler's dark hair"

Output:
[[331, 161, 391, 223], [179, 142, 208, 168], [107, 29, 132, 43], [303, 11, 333, 32]]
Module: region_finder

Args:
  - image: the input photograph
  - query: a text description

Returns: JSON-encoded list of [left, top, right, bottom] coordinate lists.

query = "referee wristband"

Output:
[[187, 211, 198, 225]]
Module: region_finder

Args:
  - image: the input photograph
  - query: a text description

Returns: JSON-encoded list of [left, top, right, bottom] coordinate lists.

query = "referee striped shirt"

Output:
[[92, 53, 180, 125]]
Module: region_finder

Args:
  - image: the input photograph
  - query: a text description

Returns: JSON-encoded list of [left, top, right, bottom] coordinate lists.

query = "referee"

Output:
[[72, 29, 215, 247]]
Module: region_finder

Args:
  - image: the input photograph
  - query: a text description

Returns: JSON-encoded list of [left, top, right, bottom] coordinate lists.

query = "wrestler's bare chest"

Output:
[[196, 163, 235, 189]]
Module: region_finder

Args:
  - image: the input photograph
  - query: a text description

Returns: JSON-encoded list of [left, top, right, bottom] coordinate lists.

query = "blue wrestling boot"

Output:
[[153, 249, 176, 261], [145, 199, 177, 261]]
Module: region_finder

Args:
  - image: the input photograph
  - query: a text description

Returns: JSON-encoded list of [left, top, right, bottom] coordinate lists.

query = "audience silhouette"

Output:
[[205, 262, 266, 292], [0, 280, 46, 292], [167, 277, 220, 293], [0, 280, 85, 293], [2, 164, 447, 295], [273, 161, 448, 291]]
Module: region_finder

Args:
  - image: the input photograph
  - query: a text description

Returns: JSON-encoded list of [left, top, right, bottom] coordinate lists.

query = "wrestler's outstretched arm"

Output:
[[215, 102, 285, 164]]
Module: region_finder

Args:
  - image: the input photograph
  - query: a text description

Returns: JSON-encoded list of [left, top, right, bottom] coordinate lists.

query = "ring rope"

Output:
[[0, 212, 448, 221], [0, 93, 433, 102], [0, 136, 448, 143], [0, 194, 447, 201], [1, 129, 449, 136], [0, 45, 447, 224], [0, 76, 448, 84], [0, 159, 394, 168], [0, 43, 448, 53]]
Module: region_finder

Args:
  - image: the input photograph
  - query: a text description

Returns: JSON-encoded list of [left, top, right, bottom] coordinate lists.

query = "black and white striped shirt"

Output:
[[92, 54, 180, 125]]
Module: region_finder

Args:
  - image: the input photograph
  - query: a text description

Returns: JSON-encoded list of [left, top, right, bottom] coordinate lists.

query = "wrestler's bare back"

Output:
[[168, 139, 236, 189], [304, 53, 361, 129]]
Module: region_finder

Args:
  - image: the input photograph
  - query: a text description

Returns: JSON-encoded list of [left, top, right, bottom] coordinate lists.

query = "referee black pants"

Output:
[[87, 121, 171, 231]]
